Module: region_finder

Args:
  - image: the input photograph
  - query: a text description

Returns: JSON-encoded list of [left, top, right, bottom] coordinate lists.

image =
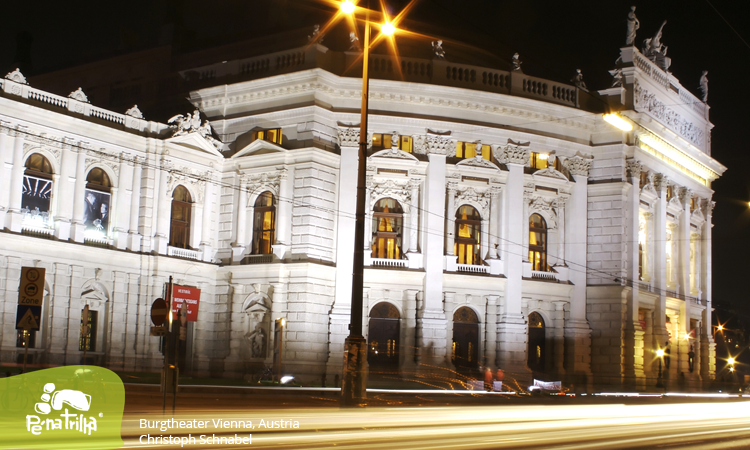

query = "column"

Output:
[[408, 179, 420, 253], [113, 157, 133, 249], [233, 177, 248, 263], [488, 187, 501, 259], [652, 174, 669, 349], [484, 295, 498, 369], [53, 141, 77, 240], [522, 189, 530, 261], [480, 218, 490, 262], [70, 144, 88, 241], [402, 289, 419, 371], [555, 196, 566, 264], [553, 301, 566, 378], [128, 158, 143, 251], [276, 168, 291, 245], [7, 126, 27, 232], [677, 187, 693, 300], [563, 156, 593, 388], [445, 182, 456, 255], [327, 140, 358, 378], [420, 152, 449, 368], [153, 157, 171, 254], [267, 282, 288, 367], [623, 158, 642, 389], [496, 146, 529, 378], [200, 172, 214, 262], [700, 199, 714, 383], [0, 125, 13, 228], [363, 180, 372, 251]]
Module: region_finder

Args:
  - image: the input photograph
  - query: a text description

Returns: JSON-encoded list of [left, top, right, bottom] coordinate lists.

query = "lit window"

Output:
[[456, 141, 490, 160], [529, 213, 548, 271], [83, 168, 112, 238], [22, 154, 54, 229], [666, 185, 674, 201], [252, 191, 276, 254], [455, 205, 481, 265], [372, 133, 413, 153], [170, 185, 192, 249], [79, 309, 98, 352], [253, 128, 283, 144], [371, 198, 403, 259], [639, 171, 649, 189]]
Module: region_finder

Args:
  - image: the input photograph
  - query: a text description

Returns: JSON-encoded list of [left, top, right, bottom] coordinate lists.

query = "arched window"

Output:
[[371, 198, 403, 259], [22, 153, 54, 228], [527, 312, 546, 372], [529, 214, 548, 271], [170, 185, 192, 249], [455, 205, 481, 265], [252, 191, 275, 254], [83, 168, 112, 236], [368, 302, 400, 369]]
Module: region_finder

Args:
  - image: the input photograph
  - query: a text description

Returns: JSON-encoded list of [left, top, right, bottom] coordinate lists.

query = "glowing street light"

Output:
[[381, 21, 396, 36], [603, 113, 633, 131], [656, 348, 665, 389], [340, 0, 356, 14]]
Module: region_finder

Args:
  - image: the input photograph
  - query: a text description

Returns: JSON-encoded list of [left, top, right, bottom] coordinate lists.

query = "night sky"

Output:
[[1, 0, 748, 318]]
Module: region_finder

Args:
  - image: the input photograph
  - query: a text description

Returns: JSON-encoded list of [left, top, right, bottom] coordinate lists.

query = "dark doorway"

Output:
[[527, 312, 546, 372], [452, 307, 479, 370], [368, 302, 400, 370]]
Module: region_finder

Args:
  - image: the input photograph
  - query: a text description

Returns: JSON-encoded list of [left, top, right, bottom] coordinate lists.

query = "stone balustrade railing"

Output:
[[457, 263, 489, 274], [167, 246, 203, 261], [531, 270, 557, 281], [371, 258, 408, 269]]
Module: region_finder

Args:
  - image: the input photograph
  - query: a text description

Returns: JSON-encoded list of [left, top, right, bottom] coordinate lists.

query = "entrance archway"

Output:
[[452, 307, 479, 369], [368, 302, 400, 370], [527, 312, 546, 372]]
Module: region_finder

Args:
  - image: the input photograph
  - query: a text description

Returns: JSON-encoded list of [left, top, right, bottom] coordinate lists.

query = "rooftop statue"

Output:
[[348, 32, 361, 51], [626, 6, 640, 46], [432, 40, 445, 59], [610, 68, 623, 87], [642, 20, 671, 71], [699, 70, 709, 102], [511, 53, 523, 72], [308, 24, 324, 44], [571, 69, 588, 92]]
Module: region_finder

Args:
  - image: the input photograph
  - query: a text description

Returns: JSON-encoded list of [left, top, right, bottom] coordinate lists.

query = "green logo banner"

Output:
[[0, 366, 124, 450]]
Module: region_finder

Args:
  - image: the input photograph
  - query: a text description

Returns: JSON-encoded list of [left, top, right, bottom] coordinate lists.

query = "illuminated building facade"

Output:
[[0, 39, 725, 390]]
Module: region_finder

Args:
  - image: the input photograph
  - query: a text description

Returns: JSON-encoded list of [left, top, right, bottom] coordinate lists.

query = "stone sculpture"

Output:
[[511, 53, 522, 72], [308, 24, 324, 43], [571, 69, 588, 92], [642, 20, 671, 71], [432, 40, 445, 59], [348, 32, 361, 51], [699, 70, 708, 102], [626, 6, 640, 46]]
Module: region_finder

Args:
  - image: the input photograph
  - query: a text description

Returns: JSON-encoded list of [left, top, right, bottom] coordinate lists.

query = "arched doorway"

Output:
[[452, 307, 479, 370], [527, 312, 546, 372], [368, 302, 400, 370]]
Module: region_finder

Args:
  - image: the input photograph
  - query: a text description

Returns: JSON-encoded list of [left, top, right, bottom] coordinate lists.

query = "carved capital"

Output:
[[652, 173, 668, 193], [700, 199, 714, 216], [337, 127, 360, 148], [563, 156, 592, 177], [625, 158, 642, 179], [495, 143, 530, 165], [677, 187, 692, 207], [447, 182, 458, 193]]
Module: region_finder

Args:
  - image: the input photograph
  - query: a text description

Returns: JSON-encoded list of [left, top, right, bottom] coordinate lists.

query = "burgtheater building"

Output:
[[0, 24, 725, 390]]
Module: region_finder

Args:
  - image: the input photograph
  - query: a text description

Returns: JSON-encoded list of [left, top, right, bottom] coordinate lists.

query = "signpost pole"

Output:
[[162, 276, 172, 415], [22, 332, 29, 374], [82, 304, 89, 365]]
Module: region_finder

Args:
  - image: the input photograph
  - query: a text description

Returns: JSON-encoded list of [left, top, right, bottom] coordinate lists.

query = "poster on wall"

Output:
[[83, 189, 111, 234], [171, 284, 201, 322], [21, 175, 52, 227]]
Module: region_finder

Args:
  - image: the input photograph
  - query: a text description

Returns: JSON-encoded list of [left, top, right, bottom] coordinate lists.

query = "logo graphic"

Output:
[[0, 366, 124, 449]]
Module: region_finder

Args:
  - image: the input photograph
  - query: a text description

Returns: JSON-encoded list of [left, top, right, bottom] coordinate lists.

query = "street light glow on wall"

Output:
[[603, 113, 633, 131]]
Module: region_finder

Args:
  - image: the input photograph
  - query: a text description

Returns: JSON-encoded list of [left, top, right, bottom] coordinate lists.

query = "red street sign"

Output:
[[171, 285, 200, 322], [150, 298, 168, 326]]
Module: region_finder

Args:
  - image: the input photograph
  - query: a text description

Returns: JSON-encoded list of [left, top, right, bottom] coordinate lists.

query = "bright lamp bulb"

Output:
[[603, 113, 633, 131], [340, 1, 355, 14], [656, 349, 664, 357], [728, 357, 735, 365], [381, 21, 395, 36]]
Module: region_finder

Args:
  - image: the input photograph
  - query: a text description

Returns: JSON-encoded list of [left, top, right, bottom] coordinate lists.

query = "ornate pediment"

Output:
[[456, 155, 500, 171], [5, 68, 27, 84], [370, 179, 413, 212], [125, 105, 144, 119], [242, 286, 271, 313], [528, 196, 558, 228], [232, 138, 286, 158], [370, 147, 419, 163], [167, 132, 224, 157], [68, 87, 89, 103], [455, 186, 491, 217]]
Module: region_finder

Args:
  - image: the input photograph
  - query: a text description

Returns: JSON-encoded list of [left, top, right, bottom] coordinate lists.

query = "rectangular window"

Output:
[[79, 309, 98, 352], [373, 134, 413, 153], [529, 152, 549, 170], [21, 175, 53, 228], [456, 141, 490, 160], [254, 128, 283, 144]]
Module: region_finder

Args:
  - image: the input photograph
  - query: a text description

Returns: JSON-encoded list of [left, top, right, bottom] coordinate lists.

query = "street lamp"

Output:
[[656, 348, 665, 388], [339, 0, 399, 407]]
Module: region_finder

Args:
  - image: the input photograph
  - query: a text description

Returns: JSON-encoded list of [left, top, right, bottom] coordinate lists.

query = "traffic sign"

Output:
[[16, 305, 41, 331], [171, 285, 200, 322], [18, 267, 45, 306], [150, 326, 167, 336], [150, 298, 168, 326]]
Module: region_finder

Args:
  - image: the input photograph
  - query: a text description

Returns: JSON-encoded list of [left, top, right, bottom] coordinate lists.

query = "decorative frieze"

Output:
[[455, 186, 491, 216], [369, 178, 414, 212], [633, 79, 705, 148], [413, 133, 453, 155]]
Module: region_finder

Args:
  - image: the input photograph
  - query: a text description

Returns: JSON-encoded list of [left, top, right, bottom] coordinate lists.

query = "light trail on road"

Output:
[[122, 400, 750, 449]]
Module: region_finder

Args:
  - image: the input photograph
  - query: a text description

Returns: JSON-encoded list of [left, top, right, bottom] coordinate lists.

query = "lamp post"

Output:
[[339, 0, 396, 407], [656, 348, 665, 389]]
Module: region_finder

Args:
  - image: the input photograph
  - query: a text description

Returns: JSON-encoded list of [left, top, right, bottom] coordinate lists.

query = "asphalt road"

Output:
[[120, 386, 750, 449]]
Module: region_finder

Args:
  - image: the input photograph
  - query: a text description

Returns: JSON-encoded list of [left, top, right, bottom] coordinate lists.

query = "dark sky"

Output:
[[1, 0, 748, 314]]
